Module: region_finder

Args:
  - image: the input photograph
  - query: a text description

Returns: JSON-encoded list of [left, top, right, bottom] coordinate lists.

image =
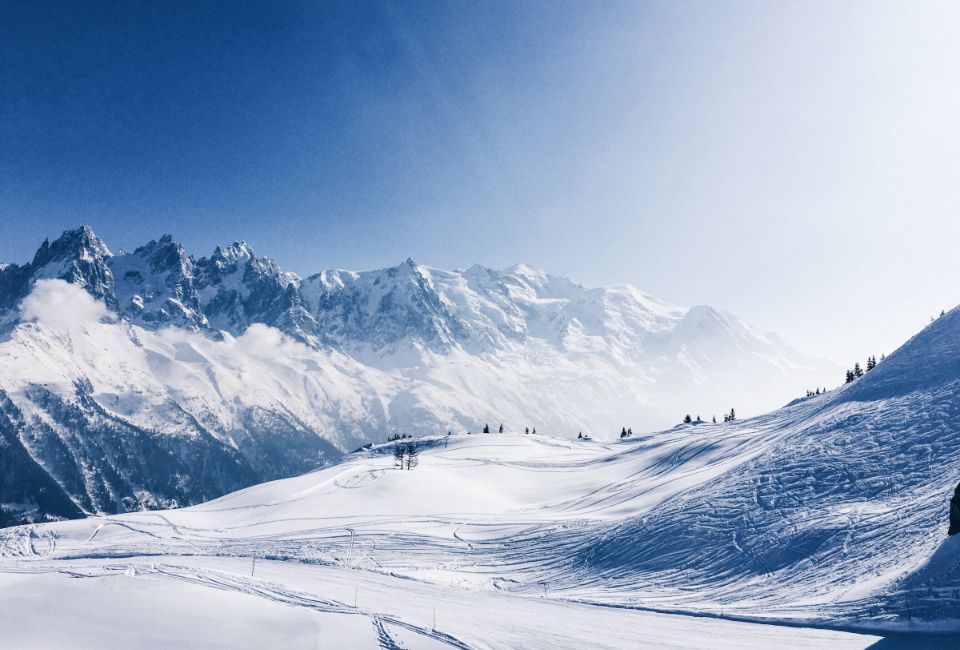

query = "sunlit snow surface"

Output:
[[3, 417, 959, 647], [5, 296, 960, 647]]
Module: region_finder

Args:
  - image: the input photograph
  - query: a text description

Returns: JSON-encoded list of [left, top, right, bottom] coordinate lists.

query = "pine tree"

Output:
[[627, 427, 633, 437], [498, 423, 504, 433], [525, 427, 530, 435], [845, 369, 855, 383], [866, 355, 876, 371], [728, 408, 736, 422], [578, 432, 583, 439], [683, 414, 692, 424], [712, 415, 716, 423], [854, 362, 863, 378], [532, 427, 537, 434], [621, 427, 627, 438], [483, 424, 490, 434]]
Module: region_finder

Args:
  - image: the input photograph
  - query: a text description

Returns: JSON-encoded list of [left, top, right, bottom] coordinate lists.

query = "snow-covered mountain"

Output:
[[2, 304, 959, 647], [0, 226, 835, 526]]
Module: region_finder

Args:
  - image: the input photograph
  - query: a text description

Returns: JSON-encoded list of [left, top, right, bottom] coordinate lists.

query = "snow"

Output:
[[0, 277, 837, 461], [4, 303, 960, 645], [0, 571, 371, 649], [0, 557, 896, 649], [2, 411, 959, 646], [4, 229, 959, 646], [0, 228, 845, 524]]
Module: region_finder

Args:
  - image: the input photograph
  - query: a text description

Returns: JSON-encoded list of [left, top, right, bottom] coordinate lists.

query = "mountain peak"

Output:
[[503, 263, 546, 280], [22, 226, 116, 307], [205, 241, 257, 275], [32, 225, 112, 268], [379, 257, 426, 282]]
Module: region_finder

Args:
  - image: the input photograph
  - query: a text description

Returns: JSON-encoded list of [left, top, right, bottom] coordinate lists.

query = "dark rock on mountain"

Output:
[[950, 482, 960, 536], [0, 389, 85, 526], [110, 234, 207, 329], [0, 226, 115, 314]]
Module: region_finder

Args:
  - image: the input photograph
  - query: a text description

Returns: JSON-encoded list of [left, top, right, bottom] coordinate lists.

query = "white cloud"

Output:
[[19, 279, 113, 331]]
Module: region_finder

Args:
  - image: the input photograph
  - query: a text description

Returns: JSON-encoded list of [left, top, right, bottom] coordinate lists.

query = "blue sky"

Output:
[[2, 0, 959, 364]]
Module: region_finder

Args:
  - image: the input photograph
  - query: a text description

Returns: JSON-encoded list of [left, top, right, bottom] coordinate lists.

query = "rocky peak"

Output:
[[208, 241, 255, 269], [25, 226, 116, 308], [109, 234, 205, 329], [31, 225, 112, 268]]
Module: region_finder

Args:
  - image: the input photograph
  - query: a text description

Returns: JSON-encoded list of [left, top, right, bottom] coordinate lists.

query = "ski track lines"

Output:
[[124, 562, 471, 649], [4, 393, 960, 646]]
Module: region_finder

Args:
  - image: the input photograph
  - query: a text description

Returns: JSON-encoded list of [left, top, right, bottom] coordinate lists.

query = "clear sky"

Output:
[[2, 0, 959, 365]]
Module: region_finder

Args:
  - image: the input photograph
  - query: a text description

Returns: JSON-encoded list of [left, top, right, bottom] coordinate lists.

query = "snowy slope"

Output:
[[3, 306, 960, 646], [0, 226, 836, 525], [2, 303, 960, 646]]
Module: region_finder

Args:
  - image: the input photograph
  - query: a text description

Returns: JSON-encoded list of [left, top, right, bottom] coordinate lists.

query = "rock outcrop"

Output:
[[950, 482, 960, 536]]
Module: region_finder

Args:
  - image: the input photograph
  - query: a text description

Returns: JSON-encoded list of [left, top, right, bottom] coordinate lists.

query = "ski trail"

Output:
[[25, 527, 55, 558], [377, 615, 473, 650], [146, 564, 473, 649], [373, 616, 404, 650]]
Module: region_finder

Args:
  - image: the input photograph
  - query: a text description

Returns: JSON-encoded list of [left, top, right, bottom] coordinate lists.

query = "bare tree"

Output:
[[405, 444, 419, 470]]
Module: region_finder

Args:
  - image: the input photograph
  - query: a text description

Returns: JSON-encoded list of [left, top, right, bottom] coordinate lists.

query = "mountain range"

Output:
[[0, 226, 835, 526]]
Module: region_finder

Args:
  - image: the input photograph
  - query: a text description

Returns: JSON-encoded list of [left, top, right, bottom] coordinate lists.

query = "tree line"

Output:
[[844, 354, 884, 384]]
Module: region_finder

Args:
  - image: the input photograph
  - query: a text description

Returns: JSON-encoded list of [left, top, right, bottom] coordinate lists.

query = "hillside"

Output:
[[2, 306, 959, 646]]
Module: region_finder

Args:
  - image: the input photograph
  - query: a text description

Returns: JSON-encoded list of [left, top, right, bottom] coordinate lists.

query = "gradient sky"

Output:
[[2, 0, 959, 365]]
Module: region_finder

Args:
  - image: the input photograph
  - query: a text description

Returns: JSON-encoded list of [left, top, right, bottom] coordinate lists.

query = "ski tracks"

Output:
[[372, 616, 404, 649], [151, 563, 473, 649]]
